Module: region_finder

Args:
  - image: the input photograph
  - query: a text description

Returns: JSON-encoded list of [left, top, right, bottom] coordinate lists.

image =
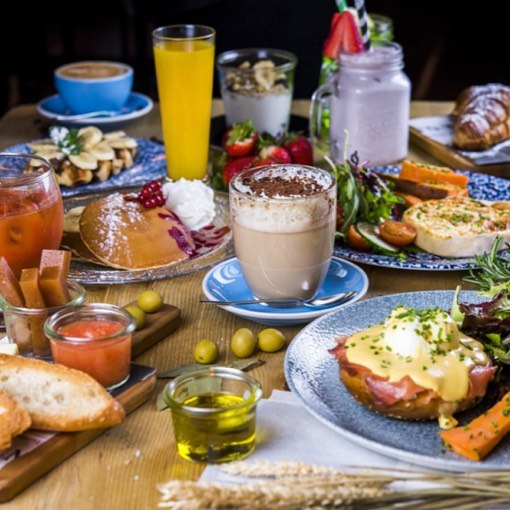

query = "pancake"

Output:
[[79, 193, 195, 270]]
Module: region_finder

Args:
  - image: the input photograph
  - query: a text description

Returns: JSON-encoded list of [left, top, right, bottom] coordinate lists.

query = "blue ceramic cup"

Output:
[[54, 61, 133, 115]]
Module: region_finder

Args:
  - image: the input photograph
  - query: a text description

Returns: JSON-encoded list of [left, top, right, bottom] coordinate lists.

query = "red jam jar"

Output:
[[44, 303, 136, 390]]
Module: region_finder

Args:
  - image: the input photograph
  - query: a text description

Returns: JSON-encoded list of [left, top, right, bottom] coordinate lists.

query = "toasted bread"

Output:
[[0, 389, 31, 451], [403, 197, 510, 257], [0, 354, 125, 431]]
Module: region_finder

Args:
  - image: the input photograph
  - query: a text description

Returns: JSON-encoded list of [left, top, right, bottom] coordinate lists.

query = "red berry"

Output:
[[223, 155, 257, 185], [283, 135, 314, 165], [138, 180, 165, 209], [222, 120, 258, 157], [258, 145, 292, 164], [251, 158, 278, 167]]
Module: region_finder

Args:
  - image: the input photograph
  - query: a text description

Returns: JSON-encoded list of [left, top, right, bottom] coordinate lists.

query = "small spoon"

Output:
[[200, 291, 356, 309], [55, 110, 126, 121]]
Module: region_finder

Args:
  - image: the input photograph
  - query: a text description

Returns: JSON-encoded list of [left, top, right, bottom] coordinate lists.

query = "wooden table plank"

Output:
[[0, 99, 468, 509]]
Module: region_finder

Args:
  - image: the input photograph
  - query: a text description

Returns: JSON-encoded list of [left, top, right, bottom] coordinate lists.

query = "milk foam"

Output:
[[231, 166, 335, 234]]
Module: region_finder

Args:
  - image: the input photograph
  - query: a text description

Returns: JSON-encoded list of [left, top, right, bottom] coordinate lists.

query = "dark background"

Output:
[[1, 0, 508, 117]]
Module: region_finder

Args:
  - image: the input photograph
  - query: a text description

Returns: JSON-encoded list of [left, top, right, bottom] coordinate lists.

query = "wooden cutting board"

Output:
[[409, 116, 510, 177], [129, 302, 181, 357], [0, 364, 156, 502]]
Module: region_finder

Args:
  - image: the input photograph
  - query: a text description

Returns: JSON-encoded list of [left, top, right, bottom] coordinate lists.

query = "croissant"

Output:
[[452, 83, 510, 151]]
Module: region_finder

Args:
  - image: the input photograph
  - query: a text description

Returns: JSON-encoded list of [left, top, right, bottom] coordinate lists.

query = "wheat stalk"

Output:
[[156, 460, 510, 509]]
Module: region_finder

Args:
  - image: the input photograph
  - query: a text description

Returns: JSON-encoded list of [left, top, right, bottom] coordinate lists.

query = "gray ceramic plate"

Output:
[[284, 290, 510, 472]]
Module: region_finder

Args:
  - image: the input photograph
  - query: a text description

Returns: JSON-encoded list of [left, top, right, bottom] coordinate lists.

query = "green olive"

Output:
[[137, 290, 164, 313], [257, 328, 286, 353], [231, 328, 256, 358], [194, 339, 219, 364], [125, 305, 146, 330]]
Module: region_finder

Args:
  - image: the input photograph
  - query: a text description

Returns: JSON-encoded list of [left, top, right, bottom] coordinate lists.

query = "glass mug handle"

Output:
[[309, 83, 333, 153]]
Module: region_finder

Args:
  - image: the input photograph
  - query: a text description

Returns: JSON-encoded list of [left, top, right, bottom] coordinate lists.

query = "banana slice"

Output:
[[107, 137, 138, 149], [29, 149, 64, 166], [103, 130, 126, 140], [69, 152, 98, 170], [28, 141, 56, 151], [78, 126, 103, 150], [64, 206, 85, 233], [88, 141, 115, 161]]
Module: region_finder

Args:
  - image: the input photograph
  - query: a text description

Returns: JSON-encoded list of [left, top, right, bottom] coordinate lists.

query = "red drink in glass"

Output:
[[0, 154, 64, 276]]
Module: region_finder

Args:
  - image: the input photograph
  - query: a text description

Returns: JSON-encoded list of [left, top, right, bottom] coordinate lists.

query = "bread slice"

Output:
[[0, 389, 31, 451], [403, 197, 510, 257], [0, 354, 125, 431]]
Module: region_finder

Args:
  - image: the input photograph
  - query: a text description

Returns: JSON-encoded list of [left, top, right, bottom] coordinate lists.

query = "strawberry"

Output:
[[252, 158, 278, 167], [258, 145, 292, 164], [283, 134, 313, 165], [222, 120, 258, 157], [222, 155, 256, 185], [323, 11, 364, 60]]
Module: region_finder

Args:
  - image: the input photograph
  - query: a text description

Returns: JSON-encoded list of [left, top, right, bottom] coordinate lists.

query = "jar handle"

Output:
[[309, 83, 332, 153]]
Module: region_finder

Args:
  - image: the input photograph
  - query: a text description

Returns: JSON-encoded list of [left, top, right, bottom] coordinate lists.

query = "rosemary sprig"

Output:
[[464, 237, 510, 292]]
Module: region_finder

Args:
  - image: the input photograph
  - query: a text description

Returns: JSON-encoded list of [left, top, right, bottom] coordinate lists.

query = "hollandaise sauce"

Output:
[[345, 306, 490, 428]]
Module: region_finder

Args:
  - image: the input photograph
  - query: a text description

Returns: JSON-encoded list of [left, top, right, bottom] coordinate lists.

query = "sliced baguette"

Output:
[[0, 354, 125, 431], [0, 388, 31, 451], [403, 197, 510, 257]]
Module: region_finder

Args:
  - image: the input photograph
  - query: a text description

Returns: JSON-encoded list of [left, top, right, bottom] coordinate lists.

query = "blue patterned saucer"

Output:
[[202, 256, 369, 326]]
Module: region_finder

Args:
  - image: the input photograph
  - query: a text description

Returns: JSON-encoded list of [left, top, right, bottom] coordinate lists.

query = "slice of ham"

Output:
[[330, 336, 496, 407]]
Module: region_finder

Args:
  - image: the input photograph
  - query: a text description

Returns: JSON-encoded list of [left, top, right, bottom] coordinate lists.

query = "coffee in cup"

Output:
[[54, 60, 133, 115], [229, 165, 337, 300]]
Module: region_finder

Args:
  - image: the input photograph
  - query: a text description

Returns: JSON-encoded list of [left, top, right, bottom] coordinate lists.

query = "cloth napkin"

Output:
[[200, 389, 414, 483]]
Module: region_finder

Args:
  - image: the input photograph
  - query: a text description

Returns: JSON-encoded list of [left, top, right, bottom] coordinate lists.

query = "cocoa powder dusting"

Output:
[[242, 175, 324, 198]]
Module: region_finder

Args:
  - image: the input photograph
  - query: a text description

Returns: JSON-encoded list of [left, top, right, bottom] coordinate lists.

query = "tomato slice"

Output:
[[378, 220, 417, 247], [347, 224, 372, 252]]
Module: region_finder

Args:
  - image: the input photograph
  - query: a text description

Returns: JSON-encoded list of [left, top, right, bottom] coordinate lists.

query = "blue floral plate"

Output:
[[201, 256, 369, 326], [36, 92, 153, 130], [335, 165, 510, 271], [3, 137, 166, 198]]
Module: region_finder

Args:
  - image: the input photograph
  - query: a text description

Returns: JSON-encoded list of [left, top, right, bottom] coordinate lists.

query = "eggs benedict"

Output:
[[330, 306, 496, 429]]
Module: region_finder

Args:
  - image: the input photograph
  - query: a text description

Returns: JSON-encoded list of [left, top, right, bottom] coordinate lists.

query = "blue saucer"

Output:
[[36, 92, 153, 129], [202, 256, 369, 326]]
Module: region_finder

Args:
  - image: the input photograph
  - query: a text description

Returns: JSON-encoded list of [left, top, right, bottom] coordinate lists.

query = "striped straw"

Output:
[[335, 0, 348, 12], [352, 0, 371, 50]]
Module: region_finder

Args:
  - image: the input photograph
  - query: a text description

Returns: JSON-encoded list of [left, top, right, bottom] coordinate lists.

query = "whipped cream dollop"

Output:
[[162, 179, 215, 231]]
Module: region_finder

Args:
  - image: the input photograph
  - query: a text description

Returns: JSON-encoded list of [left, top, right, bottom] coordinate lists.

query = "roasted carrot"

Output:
[[394, 192, 422, 209], [440, 391, 510, 461], [400, 160, 469, 188]]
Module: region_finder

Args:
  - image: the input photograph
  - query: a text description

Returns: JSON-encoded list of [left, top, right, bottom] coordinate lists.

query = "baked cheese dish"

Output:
[[403, 197, 510, 257]]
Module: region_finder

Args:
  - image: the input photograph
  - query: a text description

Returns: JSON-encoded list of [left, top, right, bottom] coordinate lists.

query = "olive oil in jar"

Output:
[[172, 392, 258, 463]]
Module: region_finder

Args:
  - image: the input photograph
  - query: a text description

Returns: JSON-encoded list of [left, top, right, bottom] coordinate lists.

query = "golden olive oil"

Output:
[[172, 392, 257, 463]]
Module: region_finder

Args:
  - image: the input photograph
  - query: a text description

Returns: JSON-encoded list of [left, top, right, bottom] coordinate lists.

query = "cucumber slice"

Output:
[[356, 222, 400, 254]]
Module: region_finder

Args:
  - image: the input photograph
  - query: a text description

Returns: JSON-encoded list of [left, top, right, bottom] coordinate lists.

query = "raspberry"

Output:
[[137, 180, 166, 209]]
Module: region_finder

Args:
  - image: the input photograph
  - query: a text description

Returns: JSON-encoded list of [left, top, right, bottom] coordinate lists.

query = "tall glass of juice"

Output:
[[0, 153, 64, 277], [152, 25, 215, 181]]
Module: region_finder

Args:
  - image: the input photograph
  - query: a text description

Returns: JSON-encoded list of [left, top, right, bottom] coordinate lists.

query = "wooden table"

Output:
[[0, 100, 468, 509]]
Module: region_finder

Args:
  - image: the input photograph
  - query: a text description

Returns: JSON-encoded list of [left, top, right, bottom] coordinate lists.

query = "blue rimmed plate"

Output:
[[3, 137, 166, 198], [201, 256, 369, 326], [36, 92, 153, 130], [335, 165, 510, 271], [284, 290, 510, 472]]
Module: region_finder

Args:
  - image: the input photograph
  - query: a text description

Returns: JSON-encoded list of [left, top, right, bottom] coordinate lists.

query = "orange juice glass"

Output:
[[0, 153, 64, 277], [153, 25, 215, 181]]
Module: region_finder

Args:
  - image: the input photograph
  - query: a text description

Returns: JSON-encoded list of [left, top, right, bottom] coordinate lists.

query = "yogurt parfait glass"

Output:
[[216, 48, 297, 136]]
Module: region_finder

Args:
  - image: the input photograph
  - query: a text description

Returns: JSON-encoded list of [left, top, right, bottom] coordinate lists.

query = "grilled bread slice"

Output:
[[0, 354, 125, 431], [403, 197, 510, 257]]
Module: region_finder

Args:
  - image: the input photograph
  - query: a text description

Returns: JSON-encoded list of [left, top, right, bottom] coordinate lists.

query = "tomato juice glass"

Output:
[[45, 304, 136, 391], [0, 153, 64, 277]]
